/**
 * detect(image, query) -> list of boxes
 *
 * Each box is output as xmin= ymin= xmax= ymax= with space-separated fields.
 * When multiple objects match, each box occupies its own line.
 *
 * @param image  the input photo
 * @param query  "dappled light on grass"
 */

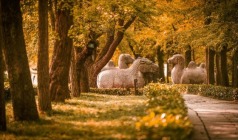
xmin=1 ymin=93 xmax=147 ymax=139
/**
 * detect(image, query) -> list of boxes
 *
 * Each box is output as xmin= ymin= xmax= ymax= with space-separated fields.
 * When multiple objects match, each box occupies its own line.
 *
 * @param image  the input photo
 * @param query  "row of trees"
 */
xmin=0 ymin=0 xmax=158 ymax=130
xmin=1 ymin=0 xmax=238 ymax=131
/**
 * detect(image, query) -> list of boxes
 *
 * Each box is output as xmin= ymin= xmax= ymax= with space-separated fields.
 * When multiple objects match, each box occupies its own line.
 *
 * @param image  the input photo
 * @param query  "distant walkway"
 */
xmin=183 ymin=94 xmax=238 ymax=140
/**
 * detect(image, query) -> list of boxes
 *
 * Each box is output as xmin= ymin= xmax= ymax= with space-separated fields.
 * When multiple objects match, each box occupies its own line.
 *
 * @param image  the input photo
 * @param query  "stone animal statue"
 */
xmin=168 ymin=54 xmax=185 ymax=84
xmin=97 ymin=57 xmax=158 ymax=88
xmin=101 ymin=53 xmax=134 ymax=71
xmin=168 ymin=54 xmax=207 ymax=84
xmin=100 ymin=60 xmax=115 ymax=71
xmin=181 ymin=61 xmax=207 ymax=84
xmin=118 ymin=54 xmax=135 ymax=69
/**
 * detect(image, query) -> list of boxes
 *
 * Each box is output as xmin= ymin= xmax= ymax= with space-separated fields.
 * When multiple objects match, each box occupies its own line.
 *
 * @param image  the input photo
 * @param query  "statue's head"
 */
xmin=168 ymin=54 xmax=185 ymax=65
xmin=187 ymin=61 xmax=197 ymax=69
xmin=119 ymin=54 xmax=135 ymax=64
xmin=138 ymin=58 xmax=158 ymax=73
xmin=199 ymin=63 xmax=206 ymax=69
xmin=107 ymin=60 xmax=115 ymax=67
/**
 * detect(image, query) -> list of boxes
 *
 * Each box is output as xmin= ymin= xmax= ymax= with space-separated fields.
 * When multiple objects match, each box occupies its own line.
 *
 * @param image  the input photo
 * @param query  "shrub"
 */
xmin=171 ymin=84 xmax=237 ymax=101
xmin=136 ymin=83 xmax=192 ymax=140
xmin=90 ymin=88 xmax=143 ymax=96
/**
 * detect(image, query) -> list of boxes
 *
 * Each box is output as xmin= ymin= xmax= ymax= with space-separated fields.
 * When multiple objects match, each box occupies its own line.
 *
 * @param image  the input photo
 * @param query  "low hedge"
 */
xmin=171 ymin=84 xmax=238 ymax=101
xmin=136 ymin=83 xmax=193 ymax=140
xmin=90 ymin=88 xmax=143 ymax=96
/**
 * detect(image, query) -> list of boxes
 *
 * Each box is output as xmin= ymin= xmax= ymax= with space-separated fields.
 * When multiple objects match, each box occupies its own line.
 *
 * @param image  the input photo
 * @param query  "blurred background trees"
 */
xmin=4 ymin=0 xmax=238 ymax=103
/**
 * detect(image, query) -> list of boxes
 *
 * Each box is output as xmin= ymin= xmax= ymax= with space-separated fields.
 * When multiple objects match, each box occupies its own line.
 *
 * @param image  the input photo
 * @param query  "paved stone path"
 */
xmin=183 ymin=94 xmax=238 ymax=140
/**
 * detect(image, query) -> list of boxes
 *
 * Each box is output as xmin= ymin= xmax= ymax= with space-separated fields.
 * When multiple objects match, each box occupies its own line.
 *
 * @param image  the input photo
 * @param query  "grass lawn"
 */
xmin=1 ymin=93 xmax=148 ymax=140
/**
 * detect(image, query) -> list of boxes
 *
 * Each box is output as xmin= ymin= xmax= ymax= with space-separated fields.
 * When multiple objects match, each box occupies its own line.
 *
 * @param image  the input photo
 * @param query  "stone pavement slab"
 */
xmin=183 ymin=94 xmax=238 ymax=140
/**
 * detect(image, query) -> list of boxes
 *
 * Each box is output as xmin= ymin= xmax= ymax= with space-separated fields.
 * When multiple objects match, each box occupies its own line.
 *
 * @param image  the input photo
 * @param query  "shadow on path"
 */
xmin=183 ymin=94 xmax=238 ymax=140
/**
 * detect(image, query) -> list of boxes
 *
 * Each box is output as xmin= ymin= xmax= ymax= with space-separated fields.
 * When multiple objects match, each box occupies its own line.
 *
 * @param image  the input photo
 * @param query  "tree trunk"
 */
xmin=71 ymin=44 xmax=96 ymax=96
xmin=49 ymin=0 xmax=56 ymax=31
xmin=0 ymin=0 xmax=6 ymax=129
xmin=215 ymin=45 xmax=222 ymax=85
xmin=0 ymin=46 xmax=6 ymax=131
xmin=184 ymin=44 xmax=192 ymax=67
xmin=232 ymin=47 xmax=238 ymax=88
xmin=166 ymin=54 xmax=169 ymax=83
xmin=37 ymin=0 xmax=52 ymax=112
xmin=157 ymin=45 xmax=165 ymax=82
xmin=70 ymin=47 xmax=80 ymax=97
xmin=1 ymin=0 xmax=39 ymax=121
xmin=89 ymin=17 xmax=136 ymax=87
xmin=49 ymin=1 xmax=73 ymax=102
xmin=206 ymin=47 xmax=215 ymax=85
xmin=215 ymin=51 xmax=222 ymax=85
xmin=220 ymin=43 xmax=229 ymax=86
xmin=80 ymin=63 xmax=90 ymax=93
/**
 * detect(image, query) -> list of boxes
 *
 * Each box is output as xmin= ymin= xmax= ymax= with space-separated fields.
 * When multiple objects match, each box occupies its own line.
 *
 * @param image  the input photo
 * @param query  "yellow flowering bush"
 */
xmin=136 ymin=83 xmax=193 ymax=140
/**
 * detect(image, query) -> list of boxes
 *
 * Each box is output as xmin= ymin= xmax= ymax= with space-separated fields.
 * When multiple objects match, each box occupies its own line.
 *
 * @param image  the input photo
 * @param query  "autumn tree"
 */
xmin=49 ymin=1 xmax=73 ymax=102
xmin=1 ymin=0 xmax=39 ymax=120
xmin=69 ymin=0 xmax=158 ymax=89
xmin=70 ymin=39 xmax=98 ymax=97
xmin=37 ymin=0 xmax=52 ymax=111
xmin=0 ymin=0 xmax=6 ymax=130
xmin=125 ymin=0 xmax=205 ymax=84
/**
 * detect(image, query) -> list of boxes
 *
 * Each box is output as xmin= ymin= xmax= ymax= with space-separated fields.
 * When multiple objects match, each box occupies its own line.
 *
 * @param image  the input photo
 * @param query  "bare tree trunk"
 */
xmin=185 ymin=44 xmax=192 ymax=67
xmin=0 ymin=0 xmax=6 ymax=129
xmin=206 ymin=47 xmax=215 ymax=85
xmin=49 ymin=1 xmax=73 ymax=102
xmin=166 ymin=53 xmax=170 ymax=83
xmin=1 ymin=0 xmax=39 ymax=121
xmin=70 ymin=47 xmax=80 ymax=97
xmin=232 ymin=47 xmax=238 ymax=88
xmin=80 ymin=64 xmax=90 ymax=93
xmin=72 ymin=43 xmax=97 ymax=96
xmin=0 ymin=47 xmax=6 ymax=131
xmin=220 ymin=43 xmax=229 ymax=86
xmin=157 ymin=45 xmax=165 ymax=82
xmin=38 ymin=0 xmax=52 ymax=112
xmin=215 ymin=51 xmax=222 ymax=85
xmin=48 ymin=0 xmax=56 ymax=31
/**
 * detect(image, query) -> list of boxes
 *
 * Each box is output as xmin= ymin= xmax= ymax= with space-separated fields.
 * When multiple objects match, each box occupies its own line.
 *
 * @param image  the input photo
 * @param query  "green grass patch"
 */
xmin=1 ymin=93 xmax=147 ymax=140
xmin=1 ymin=85 xmax=195 ymax=140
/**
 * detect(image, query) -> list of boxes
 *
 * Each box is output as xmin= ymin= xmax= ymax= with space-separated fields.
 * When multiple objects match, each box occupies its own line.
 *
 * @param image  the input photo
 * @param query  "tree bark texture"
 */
xmin=0 ymin=46 xmax=6 ymax=131
xmin=80 ymin=63 xmax=90 ymax=93
xmin=232 ymin=48 xmax=238 ymax=88
xmin=0 ymin=0 xmax=6 ymax=129
xmin=71 ymin=46 xmax=95 ymax=96
xmin=89 ymin=17 xmax=136 ymax=87
xmin=215 ymin=52 xmax=222 ymax=85
xmin=220 ymin=43 xmax=229 ymax=86
xmin=157 ymin=46 xmax=165 ymax=82
xmin=1 ymin=0 xmax=39 ymax=121
xmin=70 ymin=47 xmax=80 ymax=97
xmin=206 ymin=47 xmax=215 ymax=85
xmin=185 ymin=44 xmax=192 ymax=67
xmin=49 ymin=0 xmax=56 ymax=31
xmin=49 ymin=2 xmax=73 ymax=102
xmin=38 ymin=0 xmax=52 ymax=112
